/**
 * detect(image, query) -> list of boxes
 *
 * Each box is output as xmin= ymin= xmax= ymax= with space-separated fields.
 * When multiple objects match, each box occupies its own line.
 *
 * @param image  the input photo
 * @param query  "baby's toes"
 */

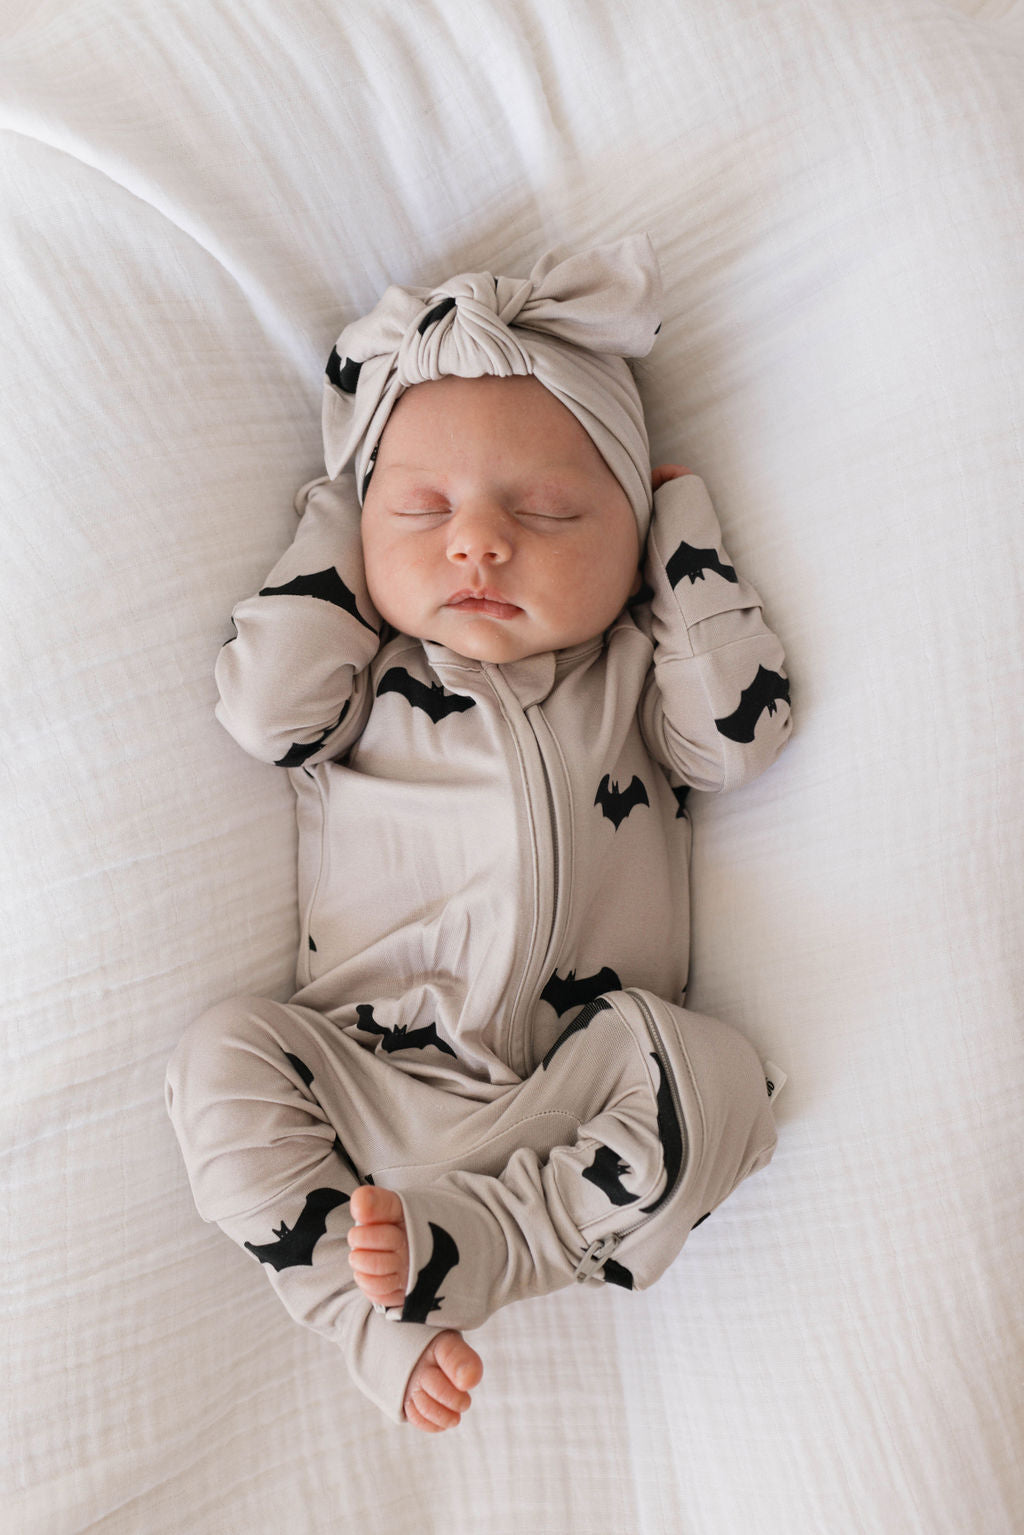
xmin=350 ymin=1184 xmax=403 ymax=1227
xmin=435 ymin=1329 xmax=484 ymax=1393
xmin=404 ymin=1355 xmax=471 ymax=1432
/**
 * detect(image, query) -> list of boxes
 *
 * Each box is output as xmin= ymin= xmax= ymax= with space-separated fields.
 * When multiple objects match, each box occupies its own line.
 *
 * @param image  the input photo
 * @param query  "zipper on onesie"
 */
xmin=483 ymin=661 xmax=571 ymax=1078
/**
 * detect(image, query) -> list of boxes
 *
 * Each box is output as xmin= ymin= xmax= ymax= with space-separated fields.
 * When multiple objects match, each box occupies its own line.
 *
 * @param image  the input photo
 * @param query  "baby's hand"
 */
xmin=652 ymin=464 xmax=693 ymax=490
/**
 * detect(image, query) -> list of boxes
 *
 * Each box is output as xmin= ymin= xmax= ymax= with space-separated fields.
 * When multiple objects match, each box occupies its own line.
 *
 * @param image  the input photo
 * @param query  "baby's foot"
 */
xmin=404 ymin=1329 xmax=484 ymax=1434
xmin=347 ymin=1186 xmax=409 ymax=1309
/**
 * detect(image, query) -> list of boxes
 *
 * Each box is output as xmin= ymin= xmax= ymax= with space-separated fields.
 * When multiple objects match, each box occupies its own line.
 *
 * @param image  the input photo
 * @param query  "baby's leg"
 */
xmin=353 ymin=991 xmax=777 ymax=1333
xmin=165 ymin=994 xmax=481 ymax=1429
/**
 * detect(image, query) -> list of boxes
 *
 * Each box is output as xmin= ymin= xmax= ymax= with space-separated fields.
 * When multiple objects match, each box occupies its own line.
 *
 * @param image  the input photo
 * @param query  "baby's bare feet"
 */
xmin=347 ymin=1186 xmax=409 ymax=1308
xmin=404 ymin=1330 xmax=484 ymax=1433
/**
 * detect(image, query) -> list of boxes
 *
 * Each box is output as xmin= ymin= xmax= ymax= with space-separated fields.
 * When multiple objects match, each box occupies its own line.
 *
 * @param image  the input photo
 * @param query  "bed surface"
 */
xmin=3 ymin=2 xmax=1022 ymax=1531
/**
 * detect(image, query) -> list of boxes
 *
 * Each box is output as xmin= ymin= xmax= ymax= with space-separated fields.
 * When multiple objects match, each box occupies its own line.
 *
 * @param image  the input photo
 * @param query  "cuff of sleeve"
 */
xmin=344 ymin=1300 xmax=442 ymax=1425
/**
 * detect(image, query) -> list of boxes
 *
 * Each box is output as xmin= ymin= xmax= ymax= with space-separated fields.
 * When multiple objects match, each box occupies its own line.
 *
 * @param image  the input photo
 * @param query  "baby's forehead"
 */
xmin=374 ymin=374 xmax=611 ymax=470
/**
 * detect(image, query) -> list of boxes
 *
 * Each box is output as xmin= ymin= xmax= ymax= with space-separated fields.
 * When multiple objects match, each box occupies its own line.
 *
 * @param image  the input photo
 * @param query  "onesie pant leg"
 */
xmin=385 ymin=990 xmax=778 ymax=1332
xmin=166 ymin=989 xmax=777 ymax=1412
xmin=165 ymin=994 xmax=462 ymax=1422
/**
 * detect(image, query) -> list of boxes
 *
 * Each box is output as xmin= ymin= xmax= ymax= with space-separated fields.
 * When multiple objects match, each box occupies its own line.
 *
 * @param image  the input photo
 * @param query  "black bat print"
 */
xmin=595 ymin=774 xmax=650 ymax=831
xmin=274 ymin=700 xmax=351 ymax=768
xmin=326 ymin=348 xmax=362 ymax=393
xmin=715 ymin=665 xmax=790 ymax=744
xmin=666 ymin=539 xmax=738 ymax=587
xmin=640 ymin=1054 xmax=685 ymax=1216
xmin=243 ymin=1187 xmax=350 ymax=1271
xmin=354 ymin=1004 xmax=457 ymax=1058
xmin=375 ymin=667 xmax=476 ymax=722
xmin=260 ymin=567 xmax=376 ymax=633
xmin=541 ymin=966 xmax=622 ymax=1017
xmin=601 ymin=1256 xmax=634 ymax=1290
xmin=418 ymin=296 xmax=457 ymax=334
xmin=582 ymin=1144 xmax=636 ymax=1207
xmin=401 ymin=1221 xmax=460 ymax=1323
xmin=281 ymin=1053 xmax=361 ymax=1182
xmin=541 ymin=996 xmax=613 ymax=1070
xmin=284 ymin=1052 xmax=315 ymax=1088
xmin=332 ymin=1134 xmax=362 ymax=1187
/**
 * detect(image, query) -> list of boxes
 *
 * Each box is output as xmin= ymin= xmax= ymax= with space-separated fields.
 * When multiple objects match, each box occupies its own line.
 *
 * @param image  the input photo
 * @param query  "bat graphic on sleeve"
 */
xmin=375 ymin=667 xmax=476 ymax=722
xmin=401 ymin=1221 xmax=460 ymax=1323
xmin=243 ymin=1187 xmax=350 ymax=1271
xmin=715 ymin=665 xmax=791 ymax=743
xmin=260 ymin=567 xmax=376 ymax=632
xmin=354 ymin=1005 xmax=457 ymax=1058
xmin=594 ymin=774 xmax=649 ymax=830
xmin=665 ymin=539 xmax=738 ymax=588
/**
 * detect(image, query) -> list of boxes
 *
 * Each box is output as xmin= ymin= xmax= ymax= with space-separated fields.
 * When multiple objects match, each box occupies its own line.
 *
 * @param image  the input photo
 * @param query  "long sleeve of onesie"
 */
xmin=639 ymin=474 xmax=791 ymax=792
xmin=214 ymin=473 xmax=381 ymax=768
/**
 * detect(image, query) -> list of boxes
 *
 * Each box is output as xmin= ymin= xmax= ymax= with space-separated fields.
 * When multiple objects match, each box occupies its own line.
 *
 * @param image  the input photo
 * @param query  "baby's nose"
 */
xmin=446 ymin=503 xmax=513 ymax=564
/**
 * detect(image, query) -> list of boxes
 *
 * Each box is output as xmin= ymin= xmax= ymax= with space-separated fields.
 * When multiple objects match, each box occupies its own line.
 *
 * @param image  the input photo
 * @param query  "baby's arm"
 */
xmin=215 ymin=474 xmax=382 ymax=767
xmin=639 ymin=471 xmax=791 ymax=792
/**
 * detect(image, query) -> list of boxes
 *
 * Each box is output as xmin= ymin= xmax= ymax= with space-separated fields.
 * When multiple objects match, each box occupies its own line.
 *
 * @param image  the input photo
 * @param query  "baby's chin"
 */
xmin=423 ymin=631 xmax=550 ymax=664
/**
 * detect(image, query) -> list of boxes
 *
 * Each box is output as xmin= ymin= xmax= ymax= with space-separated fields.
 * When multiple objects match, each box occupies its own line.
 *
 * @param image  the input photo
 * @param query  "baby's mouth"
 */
xmin=446 ymin=590 xmax=522 ymax=619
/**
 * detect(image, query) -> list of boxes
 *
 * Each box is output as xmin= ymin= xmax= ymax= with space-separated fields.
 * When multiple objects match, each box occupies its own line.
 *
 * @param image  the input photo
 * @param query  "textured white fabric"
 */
xmin=2 ymin=1 xmax=1022 ymax=1532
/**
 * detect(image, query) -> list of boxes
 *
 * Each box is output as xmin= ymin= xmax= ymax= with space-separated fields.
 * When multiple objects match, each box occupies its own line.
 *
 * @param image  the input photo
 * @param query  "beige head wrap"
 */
xmin=322 ymin=233 xmax=663 ymax=542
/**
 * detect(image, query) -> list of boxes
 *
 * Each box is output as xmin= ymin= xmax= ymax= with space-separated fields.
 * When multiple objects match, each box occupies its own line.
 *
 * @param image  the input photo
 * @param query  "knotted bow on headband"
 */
xmin=321 ymin=233 xmax=663 ymax=541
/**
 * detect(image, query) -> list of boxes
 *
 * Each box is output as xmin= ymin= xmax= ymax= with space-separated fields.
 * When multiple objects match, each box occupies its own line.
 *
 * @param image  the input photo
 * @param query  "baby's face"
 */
xmin=361 ymin=375 xmax=641 ymax=664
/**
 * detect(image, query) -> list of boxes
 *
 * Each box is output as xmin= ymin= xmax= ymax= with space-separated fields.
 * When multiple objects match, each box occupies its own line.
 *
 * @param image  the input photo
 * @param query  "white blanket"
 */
xmin=3 ymin=2 xmax=1022 ymax=1531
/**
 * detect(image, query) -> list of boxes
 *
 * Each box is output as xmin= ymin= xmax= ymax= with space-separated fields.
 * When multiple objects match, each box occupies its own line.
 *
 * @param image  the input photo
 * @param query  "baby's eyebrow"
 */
xmin=518 ymin=483 xmax=582 ymax=513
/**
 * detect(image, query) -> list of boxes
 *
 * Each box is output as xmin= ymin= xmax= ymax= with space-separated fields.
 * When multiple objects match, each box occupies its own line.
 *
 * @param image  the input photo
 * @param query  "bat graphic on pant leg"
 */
xmin=582 ymin=1144 xmax=637 ymax=1206
xmin=639 ymin=1053 xmax=685 ymax=1216
xmin=541 ymin=995 xmax=614 ymax=1070
xmin=282 ymin=1051 xmax=362 ymax=1184
xmin=401 ymin=1221 xmax=460 ymax=1324
xmin=244 ymin=1187 xmax=350 ymax=1271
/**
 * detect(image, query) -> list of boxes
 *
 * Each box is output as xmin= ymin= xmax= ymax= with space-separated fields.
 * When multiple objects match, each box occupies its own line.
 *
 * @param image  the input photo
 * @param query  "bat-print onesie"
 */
xmin=166 ymin=470 xmax=791 ymax=1422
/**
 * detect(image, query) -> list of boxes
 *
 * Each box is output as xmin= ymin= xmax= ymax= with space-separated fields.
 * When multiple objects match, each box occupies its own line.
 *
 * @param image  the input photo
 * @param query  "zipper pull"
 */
xmin=573 ymin=1234 xmax=621 ymax=1283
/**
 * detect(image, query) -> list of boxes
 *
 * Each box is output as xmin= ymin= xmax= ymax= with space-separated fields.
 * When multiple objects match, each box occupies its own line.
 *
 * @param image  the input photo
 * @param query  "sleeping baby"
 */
xmin=166 ymin=234 xmax=791 ymax=1433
